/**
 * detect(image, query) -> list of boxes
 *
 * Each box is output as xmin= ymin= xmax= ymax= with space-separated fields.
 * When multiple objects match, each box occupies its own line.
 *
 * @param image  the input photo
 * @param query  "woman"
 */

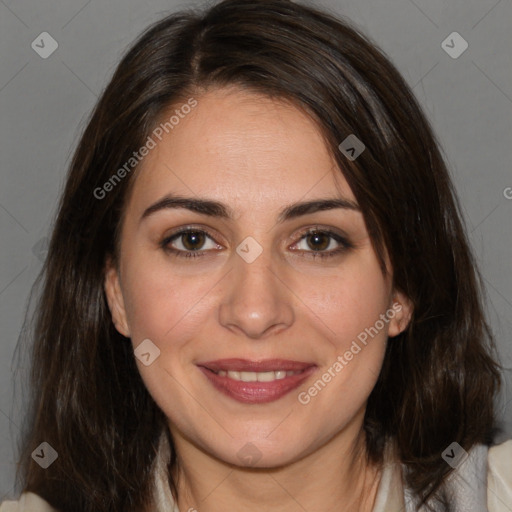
xmin=1 ymin=0 xmax=510 ymax=510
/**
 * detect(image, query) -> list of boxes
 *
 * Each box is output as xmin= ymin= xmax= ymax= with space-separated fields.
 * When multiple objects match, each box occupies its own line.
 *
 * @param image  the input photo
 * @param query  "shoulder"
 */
xmin=488 ymin=439 xmax=512 ymax=512
xmin=0 ymin=492 xmax=58 ymax=512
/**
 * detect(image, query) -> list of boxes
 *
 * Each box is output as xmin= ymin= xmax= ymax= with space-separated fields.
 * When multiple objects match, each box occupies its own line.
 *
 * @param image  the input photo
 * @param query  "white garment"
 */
xmin=2 ymin=438 xmax=511 ymax=511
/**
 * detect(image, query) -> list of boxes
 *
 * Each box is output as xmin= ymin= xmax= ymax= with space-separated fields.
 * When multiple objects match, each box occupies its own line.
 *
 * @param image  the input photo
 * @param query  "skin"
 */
xmin=104 ymin=86 xmax=412 ymax=512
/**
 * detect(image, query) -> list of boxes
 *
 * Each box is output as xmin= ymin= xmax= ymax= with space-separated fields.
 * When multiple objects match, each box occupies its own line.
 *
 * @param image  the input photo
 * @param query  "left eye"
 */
xmin=294 ymin=231 xmax=340 ymax=252
xmin=291 ymin=229 xmax=351 ymax=258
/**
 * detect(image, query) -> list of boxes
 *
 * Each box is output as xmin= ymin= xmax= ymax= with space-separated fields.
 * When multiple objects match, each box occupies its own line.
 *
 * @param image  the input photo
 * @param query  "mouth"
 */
xmin=211 ymin=369 xmax=305 ymax=382
xmin=197 ymin=359 xmax=317 ymax=404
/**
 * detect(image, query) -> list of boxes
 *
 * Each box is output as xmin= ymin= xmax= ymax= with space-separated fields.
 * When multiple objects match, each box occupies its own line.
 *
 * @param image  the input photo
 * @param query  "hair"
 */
xmin=12 ymin=0 xmax=502 ymax=510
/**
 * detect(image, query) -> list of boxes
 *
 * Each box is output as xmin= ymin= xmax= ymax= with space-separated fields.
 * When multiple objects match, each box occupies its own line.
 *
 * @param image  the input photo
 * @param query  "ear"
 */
xmin=387 ymin=289 xmax=413 ymax=338
xmin=104 ymin=256 xmax=131 ymax=338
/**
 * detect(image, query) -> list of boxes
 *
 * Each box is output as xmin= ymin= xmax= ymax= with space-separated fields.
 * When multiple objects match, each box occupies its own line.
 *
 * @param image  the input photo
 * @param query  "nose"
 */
xmin=218 ymin=244 xmax=295 ymax=339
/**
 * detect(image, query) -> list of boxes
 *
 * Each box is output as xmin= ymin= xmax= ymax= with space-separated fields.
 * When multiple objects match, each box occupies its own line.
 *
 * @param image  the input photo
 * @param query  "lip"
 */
xmin=197 ymin=359 xmax=317 ymax=404
xmin=198 ymin=358 xmax=315 ymax=372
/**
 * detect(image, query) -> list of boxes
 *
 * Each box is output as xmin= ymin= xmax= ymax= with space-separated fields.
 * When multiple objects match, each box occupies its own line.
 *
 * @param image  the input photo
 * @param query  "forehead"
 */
xmin=128 ymin=87 xmax=355 ymax=216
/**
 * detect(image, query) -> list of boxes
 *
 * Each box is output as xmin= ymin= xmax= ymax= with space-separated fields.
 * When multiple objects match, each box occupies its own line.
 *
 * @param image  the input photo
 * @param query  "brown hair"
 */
xmin=14 ymin=0 xmax=501 ymax=510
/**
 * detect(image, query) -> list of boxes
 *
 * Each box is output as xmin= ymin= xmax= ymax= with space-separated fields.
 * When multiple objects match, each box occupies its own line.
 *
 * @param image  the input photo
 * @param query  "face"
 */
xmin=104 ymin=86 xmax=412 ymax=468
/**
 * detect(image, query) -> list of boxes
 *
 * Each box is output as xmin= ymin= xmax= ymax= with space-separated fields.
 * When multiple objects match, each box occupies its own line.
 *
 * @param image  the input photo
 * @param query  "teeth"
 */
xmin=239 ymin=371 xmax=257 ymax=382
xmin=215 ymin=369 xmax=303 ymax=382
xmin=256 ymin=371 xmax=276 ymax=382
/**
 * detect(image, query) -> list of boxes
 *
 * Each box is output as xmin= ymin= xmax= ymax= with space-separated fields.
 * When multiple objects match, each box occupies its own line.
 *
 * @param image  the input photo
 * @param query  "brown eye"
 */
xmin=160 ymin=228 xmax=221 ymax=259
xmin=305 ymin=232 xmax=331 ymax=251
xmin=291 ymin=228 xmax=353 ymax=260
xmin=180 ymin=231 xmax=206 ymax=251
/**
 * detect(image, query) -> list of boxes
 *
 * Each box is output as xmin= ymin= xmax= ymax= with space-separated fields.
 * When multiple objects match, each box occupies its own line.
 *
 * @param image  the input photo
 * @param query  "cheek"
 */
xmin=120 ymin=255 xmax=212 ymax=416
xmin=304 ymin=253 xmax=391 ymax=347
xmin=124 ymin=266 xmax=208 ymax=344
xmin=120 ymin=245 xmax=225 ymax=371
xmin=294 ymin=251 xmax=391 ymax=410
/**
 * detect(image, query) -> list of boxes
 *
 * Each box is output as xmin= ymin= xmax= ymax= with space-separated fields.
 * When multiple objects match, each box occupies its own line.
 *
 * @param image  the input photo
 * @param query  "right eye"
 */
xmin=160 ymin=227 xmax=223 ymax=259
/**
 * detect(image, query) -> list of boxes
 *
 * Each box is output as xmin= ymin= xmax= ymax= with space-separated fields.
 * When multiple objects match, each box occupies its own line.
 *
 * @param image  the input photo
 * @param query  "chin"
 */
xmin=211 ymin=436 xmax=312 ymax=469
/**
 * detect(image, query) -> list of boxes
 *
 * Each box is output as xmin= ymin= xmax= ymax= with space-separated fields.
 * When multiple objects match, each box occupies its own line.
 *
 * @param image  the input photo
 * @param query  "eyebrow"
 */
xmin=140 ymin=193 xmax=360 ymax=224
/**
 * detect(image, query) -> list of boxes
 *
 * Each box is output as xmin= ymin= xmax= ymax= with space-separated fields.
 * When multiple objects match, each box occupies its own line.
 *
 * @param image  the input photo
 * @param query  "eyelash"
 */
xmin=160 ymin=226 xmax=353 ymax=260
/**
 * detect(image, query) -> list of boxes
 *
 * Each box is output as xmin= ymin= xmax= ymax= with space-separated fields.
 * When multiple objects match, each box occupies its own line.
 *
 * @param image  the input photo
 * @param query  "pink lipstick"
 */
xmin=197 ymin=358 xmax=316 ymax=404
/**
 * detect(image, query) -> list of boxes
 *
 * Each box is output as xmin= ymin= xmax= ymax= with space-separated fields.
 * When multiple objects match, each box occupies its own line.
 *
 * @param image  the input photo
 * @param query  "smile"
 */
xmin=197 ymin=359 xmax=317 ymax=404
xmin=213 ymin=369 xmax=304 ymax=382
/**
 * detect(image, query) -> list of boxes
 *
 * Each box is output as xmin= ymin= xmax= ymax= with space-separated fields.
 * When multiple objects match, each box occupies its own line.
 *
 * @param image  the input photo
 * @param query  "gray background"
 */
xmin=1 ymin=0 xmax=511 ymax=500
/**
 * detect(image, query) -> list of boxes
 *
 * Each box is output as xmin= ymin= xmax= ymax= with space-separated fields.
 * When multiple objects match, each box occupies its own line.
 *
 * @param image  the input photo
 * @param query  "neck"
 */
xmin=169 ymin=416 xmax=382 ymax=512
